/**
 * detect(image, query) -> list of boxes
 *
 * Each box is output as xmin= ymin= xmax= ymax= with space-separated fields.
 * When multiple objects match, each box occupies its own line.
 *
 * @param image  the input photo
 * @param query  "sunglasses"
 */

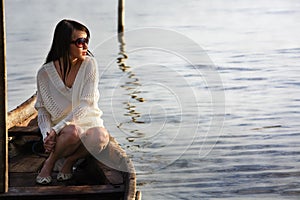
xmin=70 ymin=37 xmax=89 ymax=48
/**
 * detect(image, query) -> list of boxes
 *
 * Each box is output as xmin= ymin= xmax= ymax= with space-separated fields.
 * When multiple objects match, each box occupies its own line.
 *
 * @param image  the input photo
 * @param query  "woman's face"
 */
xmin=69 ymin=30 xmax=89 ymax=62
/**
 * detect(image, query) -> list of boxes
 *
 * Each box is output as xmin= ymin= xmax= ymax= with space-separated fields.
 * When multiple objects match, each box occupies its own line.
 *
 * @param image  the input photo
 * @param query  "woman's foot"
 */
xmin=36 ymin=159 xmax=55 ymax=185
xmin=57 ymin=158 xmax=76 ymax=181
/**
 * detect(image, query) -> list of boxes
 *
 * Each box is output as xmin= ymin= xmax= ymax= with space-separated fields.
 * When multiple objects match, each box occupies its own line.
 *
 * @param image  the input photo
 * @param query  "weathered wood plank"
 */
xmin=0 ymin=0 xmax=8 ymax=193
xmin=0 ymin=185 xmax=124 ymax=200
xmin=7 ymin=94 xmax=37 ymax=129
xmin=8 ymin=170 xmax=103 ymax=188
xmin=8 ymin=173 xmax=37 ymax=187
xmin=97 ymin=136 xmax=137 ymax=200
xmin=9 ymin=155 xmax=45 ymax=173
xmin=93 ymin=159 xmax=124 ymax=185
xmin=8 ymin=125 xmax=40 ymax=137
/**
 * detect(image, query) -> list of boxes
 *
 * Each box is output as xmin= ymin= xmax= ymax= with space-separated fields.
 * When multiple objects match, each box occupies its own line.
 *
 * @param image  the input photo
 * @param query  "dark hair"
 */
xmin=45 ymin=19 xmax=92 ymax=84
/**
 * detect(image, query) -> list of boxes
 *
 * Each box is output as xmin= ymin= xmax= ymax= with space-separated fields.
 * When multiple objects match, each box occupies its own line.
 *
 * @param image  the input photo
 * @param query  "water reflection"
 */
xmin=116 ymin=32 xmax=146 ymax=142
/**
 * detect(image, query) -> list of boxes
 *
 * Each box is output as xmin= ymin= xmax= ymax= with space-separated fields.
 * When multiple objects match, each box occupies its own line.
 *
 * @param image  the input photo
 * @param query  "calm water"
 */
xmin=5 ymin=0 xmax=300 ymax=199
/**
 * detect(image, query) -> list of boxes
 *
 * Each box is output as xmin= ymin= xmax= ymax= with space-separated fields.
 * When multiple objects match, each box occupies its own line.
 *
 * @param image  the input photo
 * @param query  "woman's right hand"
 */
xmin=44 ymin=129 xmax=57 ymax=153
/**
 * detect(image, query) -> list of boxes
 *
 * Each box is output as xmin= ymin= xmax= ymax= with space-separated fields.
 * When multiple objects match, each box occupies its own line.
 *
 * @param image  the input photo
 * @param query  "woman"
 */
xmin=35 ymin=19 xmax=109 ymax=185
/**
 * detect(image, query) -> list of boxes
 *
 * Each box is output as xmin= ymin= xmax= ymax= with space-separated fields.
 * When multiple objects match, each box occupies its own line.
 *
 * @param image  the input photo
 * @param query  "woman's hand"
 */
xmin=44 ymin=129 xmax=57 ymax=153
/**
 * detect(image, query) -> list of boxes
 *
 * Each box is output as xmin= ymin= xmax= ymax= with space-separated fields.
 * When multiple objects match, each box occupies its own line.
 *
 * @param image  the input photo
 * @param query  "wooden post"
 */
xmin=118 ymin=0 xmax=125 ymax=33
xmin=0 ymin=0 xmax=8 ymax=193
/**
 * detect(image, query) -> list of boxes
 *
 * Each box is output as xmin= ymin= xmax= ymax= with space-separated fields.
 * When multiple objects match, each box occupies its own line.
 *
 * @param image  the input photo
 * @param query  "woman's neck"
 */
xmin=69 ymin=57 xmax=77 ymax=66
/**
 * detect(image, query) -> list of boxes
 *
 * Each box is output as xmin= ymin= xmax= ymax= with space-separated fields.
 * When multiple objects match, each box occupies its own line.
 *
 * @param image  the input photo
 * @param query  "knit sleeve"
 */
xmin=35 ymin=72 xmax=52 ymax=141
xmin=52 ymin=58 xmax=100 ymax=134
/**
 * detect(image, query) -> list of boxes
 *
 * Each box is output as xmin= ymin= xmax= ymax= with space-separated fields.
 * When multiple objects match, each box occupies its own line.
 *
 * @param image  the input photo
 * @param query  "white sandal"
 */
xmin=57 ymin=172 xmax=73 ymax=181
xmin=36 ymin=175 xmax=52 ymax=185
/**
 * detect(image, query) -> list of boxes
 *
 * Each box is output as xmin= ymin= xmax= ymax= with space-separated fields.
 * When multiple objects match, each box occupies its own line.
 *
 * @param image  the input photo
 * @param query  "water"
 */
xmin=5 ymin=0 xmax=300 ymax=199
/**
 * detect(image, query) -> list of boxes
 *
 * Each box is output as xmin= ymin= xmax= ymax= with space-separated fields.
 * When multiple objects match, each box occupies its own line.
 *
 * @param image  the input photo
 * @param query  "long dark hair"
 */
xmin=45 ymin=19 xmax=92 ymax=84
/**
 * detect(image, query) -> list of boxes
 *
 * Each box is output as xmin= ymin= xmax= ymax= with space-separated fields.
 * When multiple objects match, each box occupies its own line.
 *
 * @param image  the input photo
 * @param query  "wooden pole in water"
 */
xmin=0 ymin=0 xmax=8 ymax=193
xmin=117 ymin=0 xmax=127 ymax=70
xmin=118 ymin=0 xmax=125 ymax=33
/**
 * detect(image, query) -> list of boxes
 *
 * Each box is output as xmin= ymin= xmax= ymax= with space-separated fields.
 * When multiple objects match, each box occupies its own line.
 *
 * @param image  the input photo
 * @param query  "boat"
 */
xmin=0 ymin=94 xmax=141 ymax=200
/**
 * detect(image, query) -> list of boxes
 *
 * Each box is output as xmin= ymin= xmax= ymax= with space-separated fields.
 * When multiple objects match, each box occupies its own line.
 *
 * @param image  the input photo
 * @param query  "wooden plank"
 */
xmin=0 ymin=185 xmax=124 ymax=199
xmin=8 ymin=173 xmax=37 ymax=187
xmin=8 ymin=126 xmax=40 ymax=137
xmin=7 ymin=94 xmax=37 ymax=129
xmin=0 ymin=0 xmax=8 ymax=193
xmin=9 ymin=171 xmax=103 ymax=188
xmin=97 ymin=137 xmax=137 ymax=200
xmin=92 ymin=159 xmax=124 ymax=185
xmin=9 ymin=155 xmax=45 ymax=173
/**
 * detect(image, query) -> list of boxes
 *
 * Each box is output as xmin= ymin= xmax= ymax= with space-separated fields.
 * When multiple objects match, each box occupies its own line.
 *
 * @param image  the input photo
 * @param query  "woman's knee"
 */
xmin=59 ymin=124 xmax=82 ymax=143
xmin=87 ymin=127 xmax=109 ymax=143
xmin=98 ymin=127 xmax=109 ymax=145
xmin=83 ymin=127 xmax=109 ymax=152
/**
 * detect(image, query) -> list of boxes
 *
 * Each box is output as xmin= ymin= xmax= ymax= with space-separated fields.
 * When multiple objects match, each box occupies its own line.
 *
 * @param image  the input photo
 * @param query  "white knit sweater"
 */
xmin=35 ymin=56 xmax=104 ymax=141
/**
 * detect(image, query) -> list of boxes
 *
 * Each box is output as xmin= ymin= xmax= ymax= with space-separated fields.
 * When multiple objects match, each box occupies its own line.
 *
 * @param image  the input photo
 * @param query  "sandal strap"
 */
xmin=36 ymin=176 xmax=52 ymax=185
xmin=57 ymin=172 xmax=73 ymax=181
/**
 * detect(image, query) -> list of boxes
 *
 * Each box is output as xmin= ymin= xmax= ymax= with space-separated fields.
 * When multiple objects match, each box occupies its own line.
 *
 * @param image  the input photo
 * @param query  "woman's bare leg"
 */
xmin=60 ymin=127 xmax=110 ymax=174
xmin=37 ymin=125 xmax=82 ymax=178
